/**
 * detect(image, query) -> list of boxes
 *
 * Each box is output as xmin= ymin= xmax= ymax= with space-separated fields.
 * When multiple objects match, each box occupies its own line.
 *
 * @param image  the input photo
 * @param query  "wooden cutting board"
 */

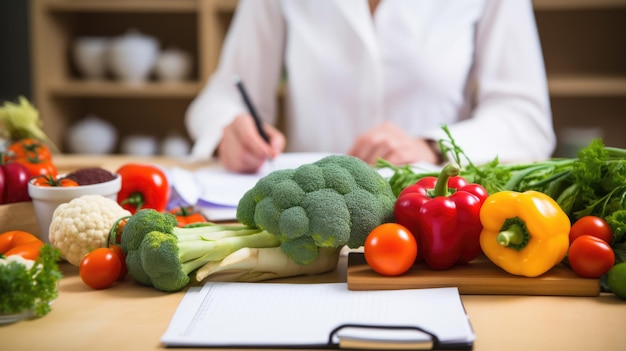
xmin=347 ymin=253 xmax=600 ymax=296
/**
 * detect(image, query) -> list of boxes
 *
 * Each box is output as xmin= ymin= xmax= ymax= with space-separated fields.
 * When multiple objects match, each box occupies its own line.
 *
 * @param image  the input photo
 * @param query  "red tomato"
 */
xmin=169 ymin=206 xmax=208 ymax=227
xmin=568 ymin=235 xmax=615 ymax=278
xmin=110 ymin=216 xmax=128 ymax=245
xmin=13 ymin=158 xmax=57 ymax=178
xmin=79 ymin=248 xmax=123 ymax=289
xmin=569 ymin=216 xmax=613 ymax=244
xmin=6 ymin=138 xmax=53 ymax=162
xmin=364 ymin=223 xmax=417 ymax=276
xmin=110 ymin=245 xmax=128 ymax=280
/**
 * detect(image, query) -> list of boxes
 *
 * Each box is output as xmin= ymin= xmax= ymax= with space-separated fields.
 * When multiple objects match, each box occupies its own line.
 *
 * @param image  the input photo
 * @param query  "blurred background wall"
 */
xmin=0 ymin=0 xmax=32 ymax=102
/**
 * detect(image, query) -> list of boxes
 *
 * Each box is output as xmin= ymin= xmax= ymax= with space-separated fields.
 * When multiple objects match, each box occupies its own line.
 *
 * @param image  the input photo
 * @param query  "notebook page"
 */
xmin=161 ymin=282 xmax=474 ymax=347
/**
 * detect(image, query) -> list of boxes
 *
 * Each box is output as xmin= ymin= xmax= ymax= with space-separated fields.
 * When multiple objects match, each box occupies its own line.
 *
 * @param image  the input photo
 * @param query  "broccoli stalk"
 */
xmin=121 ymin=209 xmax=280 ymax=292
xmin=195 ymin=246 xmax=341 ymax=282
xmin=141 ymin=228 xmax=279 ymax=288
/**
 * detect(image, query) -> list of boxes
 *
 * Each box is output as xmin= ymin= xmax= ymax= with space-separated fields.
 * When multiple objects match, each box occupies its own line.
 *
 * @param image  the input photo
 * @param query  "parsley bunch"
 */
xmin=0 ymin=244 xmax=63 ymax=317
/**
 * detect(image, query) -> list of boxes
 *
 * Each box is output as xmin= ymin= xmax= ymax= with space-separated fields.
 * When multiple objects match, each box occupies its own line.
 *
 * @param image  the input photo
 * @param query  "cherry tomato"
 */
xmin=32 ymin=174 xmax=79 ymax=187
xmin=169 ymin=206 xmax=208 ymax=227
xmin=79 ymin=248 xmax=122 ymax=289
xmin=110 ymin=216 xmax=129 ymax=245
xmin=110 ymin=245 xmax=128 ymax=280
xmin=569 ymin=216 xmax=613 ymax=245
xmin=364 ymin=223 xmax=417 ymax=276
xmin=607 ymin=262 xmax=626 ymax=300
xmin=567 ymin=235 xmax=615 ymax=278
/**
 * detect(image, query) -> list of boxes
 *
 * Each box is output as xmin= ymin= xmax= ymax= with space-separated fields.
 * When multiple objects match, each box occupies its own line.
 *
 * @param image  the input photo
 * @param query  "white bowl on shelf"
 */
xmin=66 ymin=115 xmax=118 ymax=154
xmin=155 ymin=48 xmax=192 ymax=82
xmin=161 ymin=133 xmax=190 ymax=157
xmin=73 ymin=36 xmax=110 ymax=80
xmin=121 ymin=134 xmax=158 ymax=156
xmin=28 ymin=175 xmax=122 ymax=244
xmin=108 ymin=30 xmax=159 ymax=83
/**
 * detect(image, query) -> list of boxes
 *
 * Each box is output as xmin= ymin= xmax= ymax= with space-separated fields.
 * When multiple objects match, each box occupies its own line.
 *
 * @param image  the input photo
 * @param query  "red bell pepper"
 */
xmin=394 ymin=163 xmax=488 ymax=270
xmin=116 ymin=163 xmax=170 ymax=214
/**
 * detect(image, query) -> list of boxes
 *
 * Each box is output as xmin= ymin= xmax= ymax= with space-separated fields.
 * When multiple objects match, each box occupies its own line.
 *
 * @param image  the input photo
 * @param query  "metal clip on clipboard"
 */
xmin=328 ymin=324 xmax=442 ymax=350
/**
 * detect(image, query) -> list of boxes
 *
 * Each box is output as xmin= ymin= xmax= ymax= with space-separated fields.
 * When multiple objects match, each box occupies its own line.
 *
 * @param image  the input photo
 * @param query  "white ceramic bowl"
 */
xmin=73 ymin=36 xmax=110 ymax=80
xmin=155 ymin=48 xmax=192 ymax=82
xmin=28 ymin=175 xmax=122 ymax=244
xmin=66 ymin=115 xmax=118 ymax=154
xmin=121 ymin=135 xmax=158 ymax=156
xmin=161 ymin=133 xmax=190 ymax=157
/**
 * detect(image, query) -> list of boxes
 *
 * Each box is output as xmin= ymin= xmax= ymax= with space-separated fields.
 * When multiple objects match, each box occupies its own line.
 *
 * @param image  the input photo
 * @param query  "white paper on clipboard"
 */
xmin=161 ymin=282 xmax=475 ymax=349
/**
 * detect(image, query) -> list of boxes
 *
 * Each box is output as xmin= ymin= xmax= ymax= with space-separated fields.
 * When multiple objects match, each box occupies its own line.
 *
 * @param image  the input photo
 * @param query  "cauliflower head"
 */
xmin=49 ymin=194 xmax=131 ymax=266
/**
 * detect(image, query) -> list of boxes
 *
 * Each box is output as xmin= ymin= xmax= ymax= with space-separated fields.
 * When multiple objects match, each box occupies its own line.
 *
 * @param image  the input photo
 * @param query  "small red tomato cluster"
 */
xmin=567 ymin=215 xmax=615 ymax=279
xmin=1 ymin=138 xmax=58 ymax=204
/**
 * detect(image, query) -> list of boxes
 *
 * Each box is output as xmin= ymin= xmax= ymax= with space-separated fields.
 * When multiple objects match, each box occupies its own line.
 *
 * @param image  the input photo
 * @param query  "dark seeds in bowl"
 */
xmin=65 ymin=167 xmax=116 ymax=185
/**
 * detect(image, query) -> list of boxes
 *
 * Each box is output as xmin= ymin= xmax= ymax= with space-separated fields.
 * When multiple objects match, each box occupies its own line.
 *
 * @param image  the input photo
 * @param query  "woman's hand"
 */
xmin=217 ymin=114 xmax=286 ymax=173
xmin=348 ymin=122 xmax=440 ymax=165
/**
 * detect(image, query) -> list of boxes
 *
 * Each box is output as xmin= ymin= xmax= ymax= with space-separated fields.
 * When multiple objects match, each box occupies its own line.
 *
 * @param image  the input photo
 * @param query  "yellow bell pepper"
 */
xmin=479 ymin=190 xmax=570 ymax=277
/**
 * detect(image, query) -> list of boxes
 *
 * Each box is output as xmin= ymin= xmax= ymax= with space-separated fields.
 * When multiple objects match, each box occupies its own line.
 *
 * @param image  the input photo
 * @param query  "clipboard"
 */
xmin=160 ymin=282 xmax=475 ymax=350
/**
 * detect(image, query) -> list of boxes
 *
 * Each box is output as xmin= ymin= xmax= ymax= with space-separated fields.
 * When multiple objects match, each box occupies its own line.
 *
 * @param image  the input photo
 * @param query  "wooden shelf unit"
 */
xmin=30 ymin=0 xmax=625 ymax=155
xmin=533 ymin=0 xmax=626 ymax=155
xmin=30 ymin=0 xmax=237 ymax=153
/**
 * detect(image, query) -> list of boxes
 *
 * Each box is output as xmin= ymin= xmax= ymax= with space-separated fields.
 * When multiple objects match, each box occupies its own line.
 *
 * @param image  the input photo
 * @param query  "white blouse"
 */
xmin=186 ymin=0 xmax=555 ymax=165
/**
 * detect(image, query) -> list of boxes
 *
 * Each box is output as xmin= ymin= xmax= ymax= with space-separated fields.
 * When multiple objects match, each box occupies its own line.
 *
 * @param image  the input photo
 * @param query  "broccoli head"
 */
xmin=236 ymin=155 xmax=396 ymax=264
xmin=120 ymin=209 xmax=178 ymax=285
xmin=139 ymin=231 xmax=192 ymax=292
xmin=121 ymin=209 xmax=279 ymax=291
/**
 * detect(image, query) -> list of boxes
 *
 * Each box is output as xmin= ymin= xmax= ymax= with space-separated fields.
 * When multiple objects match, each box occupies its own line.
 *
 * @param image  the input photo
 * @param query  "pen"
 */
xmin=232 ymin=74 xmax=271 ymax=145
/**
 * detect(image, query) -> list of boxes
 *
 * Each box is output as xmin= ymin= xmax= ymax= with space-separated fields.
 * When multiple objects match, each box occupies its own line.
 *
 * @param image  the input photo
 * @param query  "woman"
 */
xmin=186 ymin=0 xmax=555 ymax=173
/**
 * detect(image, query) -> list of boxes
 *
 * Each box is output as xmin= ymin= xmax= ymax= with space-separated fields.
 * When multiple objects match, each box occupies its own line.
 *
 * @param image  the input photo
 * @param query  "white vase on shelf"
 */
xmin=108 ymin=29 xmax=159 ymax=83
xmin=73 ymin=36 xmax=110 ymax=80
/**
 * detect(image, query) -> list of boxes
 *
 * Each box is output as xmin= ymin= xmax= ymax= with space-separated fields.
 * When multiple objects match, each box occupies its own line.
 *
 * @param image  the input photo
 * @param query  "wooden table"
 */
xmin=2 ymin=155 xmax=625 ymax=351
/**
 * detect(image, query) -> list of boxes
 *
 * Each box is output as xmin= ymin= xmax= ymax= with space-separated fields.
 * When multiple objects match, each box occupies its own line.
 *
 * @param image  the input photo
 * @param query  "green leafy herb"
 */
xmin=0 ymin=244 xmax=63 ymax=317
xmin=377 ymin=126 xmax=626 ymax=253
